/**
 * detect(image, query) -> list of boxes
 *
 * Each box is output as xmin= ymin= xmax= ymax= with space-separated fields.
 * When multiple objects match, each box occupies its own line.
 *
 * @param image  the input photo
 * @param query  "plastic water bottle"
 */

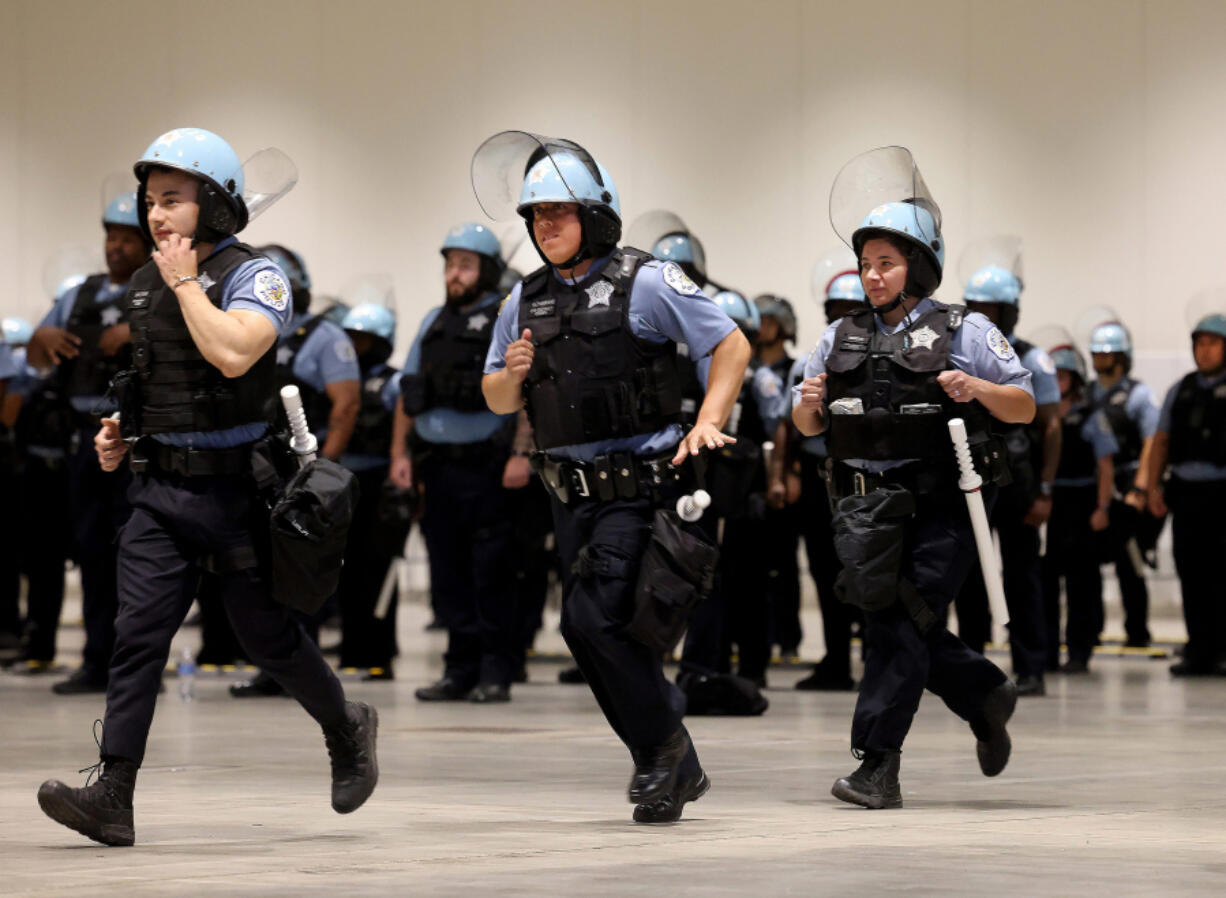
xmin=177 ymin=647 xmax=196 ymax=702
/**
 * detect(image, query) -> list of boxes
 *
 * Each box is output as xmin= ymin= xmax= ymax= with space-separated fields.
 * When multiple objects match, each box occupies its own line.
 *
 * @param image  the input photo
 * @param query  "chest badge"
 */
xmin=466 ymin=312 xmax=490 ymax=331
xmin=197 ymin=272 xmax=216 ymax=292
xmin=100 ymin=305 xmax=123 ymax=327
xmin=909 ymin=324 xmax=940 ymax=351
xmin=276 ymin=344 xmax=295 ymax=366
xmin=586 ymin=280 xmax=614 ymax=308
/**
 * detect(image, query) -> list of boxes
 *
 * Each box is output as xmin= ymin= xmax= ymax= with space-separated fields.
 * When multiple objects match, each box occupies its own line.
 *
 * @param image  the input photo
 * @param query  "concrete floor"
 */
xmin=2 ymin=593 xmax=1224 ymax=896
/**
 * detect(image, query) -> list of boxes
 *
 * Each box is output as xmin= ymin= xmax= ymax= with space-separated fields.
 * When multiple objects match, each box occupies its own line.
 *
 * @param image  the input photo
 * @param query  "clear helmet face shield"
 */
xmin=1027 ymin=323 xmax=1077 ymax=358
xmin=958 ymin=235 xmax=1024 ymax=292
xmin=339 ymin=272 xmax=396 ymax=312
xmin=1186 ymin=287 xmax=1226 ymax=334
xmin=101 ymin=172 xmax=140 ymax=226
xmin=241 ymin=147 xmax=298 ymax=222
xmin=1074 ymin=304 xmax=1129 ymax=355
xmin=811 ymin=244 xmax=861 ymax=302
xmin=829 ymin=145 xmax=941 ymax=252
xmin=470 ymin=130 xmax=609 ymax=221
xmin=625 ymin=210 xmax=707 ymax=278
xmin=42 ymin=244 xmax=104 ymax=299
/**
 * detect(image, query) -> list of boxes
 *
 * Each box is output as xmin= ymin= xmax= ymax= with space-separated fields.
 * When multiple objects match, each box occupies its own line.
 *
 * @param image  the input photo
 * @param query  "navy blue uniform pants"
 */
xmin=1041 ymin=485 xmax=1104 ymax=666
xmin=955 ymin=481 xmax=1048 ymax=678
xmin=14 ymin=456 xmax=70 ymax=660
xmin=1168 ymin=478 xmax=1226 ymax=670
xmin=101 ymin=470 xmax=347 ymax=764
xmin=338 ymin=465 xmax=399 ymax=670
xmin=67 ymin=428 xmax=132 ymax=677
xmin=852 ymin=492 xmax=1007 ymax=754
xmin=419 ymin=454 xmax=517 ymax=688
xmin=551 ymin=494 xmax=695 ymax=756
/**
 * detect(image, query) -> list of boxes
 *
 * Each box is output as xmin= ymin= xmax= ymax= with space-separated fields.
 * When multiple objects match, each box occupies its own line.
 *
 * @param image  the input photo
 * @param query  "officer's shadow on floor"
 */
xmin=785 ymin=798 xmax=1066 ymax=812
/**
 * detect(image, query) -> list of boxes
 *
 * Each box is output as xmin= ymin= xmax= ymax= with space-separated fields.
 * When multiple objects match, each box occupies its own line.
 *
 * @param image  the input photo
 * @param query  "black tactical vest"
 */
xmin=516 ymin=249 xmax=684 ymax=451
xmin=1168 ymin=371 xmax=1226 ymax=465
xmin=1091 ymin=377 xmax=1142 ymax=467
xmin=345 ymin=362 xmax=396 ymax=458
xmin=125 ymin=242 xmax=276 ymax=435
xmin=58 ymin=274 xmax=132 ymax=398
xmin=274 ymin=315 xmax=333 ymax=428
xmin=1056 ymin=405 xmax=1100 ymax=482
xmin=824 ymin=302 xmax=993 ymax=461
xmin=400 ymin=296 xmax=498 ymax=415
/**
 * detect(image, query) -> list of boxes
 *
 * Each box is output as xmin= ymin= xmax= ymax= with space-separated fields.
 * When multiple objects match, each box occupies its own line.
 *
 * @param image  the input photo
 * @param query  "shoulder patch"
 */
xmin=253 ymin=269 xmax=290 ymax=312
xmin=334 ymin=339 xmax=357 ymax=363
xmin=662 ymin=262 xmax=702 ymax=297
xmin=1034 ymin=349 xmax=1056 ymax=375
xmin=986 ymin=327 xmax=1016 ymax=361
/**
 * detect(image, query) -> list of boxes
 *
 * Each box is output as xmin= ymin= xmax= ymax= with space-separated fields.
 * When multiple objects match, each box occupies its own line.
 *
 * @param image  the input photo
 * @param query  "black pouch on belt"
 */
xmin=627 ymin=509 xmax=719 ymax=654
xmin=831 ymin=484 xmax=915 ymax=612
xmin=268 ymin=458 xmax=361 ymax=614
xmin=109 ymin=368 xmax=142 ymax=441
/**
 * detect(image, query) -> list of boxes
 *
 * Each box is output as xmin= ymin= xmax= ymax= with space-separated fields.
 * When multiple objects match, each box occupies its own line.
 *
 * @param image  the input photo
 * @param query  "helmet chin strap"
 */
xmin=871 ymin=291 xmax=908 ymax=316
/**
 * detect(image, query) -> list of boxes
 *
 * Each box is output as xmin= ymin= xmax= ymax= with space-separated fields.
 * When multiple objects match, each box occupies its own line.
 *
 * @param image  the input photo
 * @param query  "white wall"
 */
xmin=4 ymin=0 xmax=1224 ymax=397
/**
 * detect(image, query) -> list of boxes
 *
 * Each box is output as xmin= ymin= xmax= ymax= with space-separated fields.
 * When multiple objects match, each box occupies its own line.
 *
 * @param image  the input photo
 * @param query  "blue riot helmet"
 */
xmin=1050 ymin=345 xmax=1087 ymax=387
xmin=2 ymin=317 xmax=33 ymax=347
xmin=754 ymin=294 xmax=796 ymax=342
xmin=258 ymin=244 xmax=311 ymax=313
xmin=1184 ymin=287 xmax=1226 ymax=344
xmin=441 ymin=222 xmax=505 ymax=295
xmin=830 ymin=147 xmax=943 ymax=303
xmin=1089 ymin=322 xmax=1132 ymax=355
xmin=959 ymin=235 xmax=1024 ymax=335
xmin=963 ymin=266 xmax=1021 ymax=304
xmin=134 ymin=128 xmax=247 ymax=244
xmin=713 ymin=290 xmax=760 ymax=338
xmin=471 ymin=131 xmax=621 ymax=269
xmin=1193 ymin=313 xmax=1226 ymax=340
xmin=626 ymin=210 xmax=709 ymax=286
xmin=812 ymin=246 xmax=865 ymax=324
xmin=827 ymin=273 xmax=865 ymax=301
xmin=103 ymin=192 xmax=141 ymax=230
xmin=342 ymin=303 xmax=396 ymax=367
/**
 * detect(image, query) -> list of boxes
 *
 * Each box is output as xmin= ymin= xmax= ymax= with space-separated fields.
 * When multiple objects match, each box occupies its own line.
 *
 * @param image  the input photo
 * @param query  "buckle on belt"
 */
xmin=573 ymin=467 xmax=591 ymax=498
xmin=853 ymin=472 xmax=867 ymax=496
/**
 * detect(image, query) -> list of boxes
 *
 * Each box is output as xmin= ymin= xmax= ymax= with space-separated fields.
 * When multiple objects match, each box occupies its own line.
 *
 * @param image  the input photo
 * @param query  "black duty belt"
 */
xmin=130 ymin=438 xmax=252 ymax=477
xmin=531 ymin=450 xmax=686 ymax=506
xmin=825 ymin=460 xmax=952 ymax=502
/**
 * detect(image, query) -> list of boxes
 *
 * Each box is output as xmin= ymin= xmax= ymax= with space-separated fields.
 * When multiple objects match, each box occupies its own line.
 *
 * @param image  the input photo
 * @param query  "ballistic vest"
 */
xmin=59 ymin=274 xmax=131 ymax=399
xmin=1091 ymin=377 xmax=1143 ymax=466
xmin=400 ymin=297 xmax=497 ymax=415
xmin=1168 ymin=371 xmax=1226 ymax=466
xmin=1056 ymin=404 xmax=1100 ymax=482
xmin=346 ymin=361 xmax=395 ymax=458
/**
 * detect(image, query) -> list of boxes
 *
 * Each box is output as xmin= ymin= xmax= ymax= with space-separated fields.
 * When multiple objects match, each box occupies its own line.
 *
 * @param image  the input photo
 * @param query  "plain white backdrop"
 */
xmin=2 ymin=0 xmax=1221 ymax=394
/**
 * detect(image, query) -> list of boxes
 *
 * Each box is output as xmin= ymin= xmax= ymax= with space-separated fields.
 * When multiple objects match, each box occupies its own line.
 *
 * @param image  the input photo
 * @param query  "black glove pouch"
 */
xmin=627 ymin=509 xmax=719 ymax=654
xmin=832 ymin=485 xmax=915 ymax=612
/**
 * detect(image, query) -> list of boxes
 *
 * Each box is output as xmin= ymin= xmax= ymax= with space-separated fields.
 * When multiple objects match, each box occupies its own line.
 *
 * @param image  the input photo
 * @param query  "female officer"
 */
xmin=793 ymin=146 xmax=1036 ymax=809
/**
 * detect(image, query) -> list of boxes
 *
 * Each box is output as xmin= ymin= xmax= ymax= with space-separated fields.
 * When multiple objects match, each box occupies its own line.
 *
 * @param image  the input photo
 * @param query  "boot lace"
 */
xmin=78 ymin=719 xmax=105 ymax=786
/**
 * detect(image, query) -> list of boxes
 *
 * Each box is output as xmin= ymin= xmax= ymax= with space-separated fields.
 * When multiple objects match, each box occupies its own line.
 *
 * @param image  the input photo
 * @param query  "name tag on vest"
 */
xmin=128 ymin=290 xmax=152 ymax=309
xmin=527 ymin=298 xmax=556 ymax=318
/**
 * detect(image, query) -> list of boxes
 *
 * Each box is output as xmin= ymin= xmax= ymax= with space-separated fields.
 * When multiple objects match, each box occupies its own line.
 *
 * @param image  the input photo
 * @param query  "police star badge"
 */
xmin=909 ymin=324 xmax=940 ymax=351
xmin=467 ymin=312 xmax=490 ymax=331
xmin=586 ymin=280 xmax=614 ymax=308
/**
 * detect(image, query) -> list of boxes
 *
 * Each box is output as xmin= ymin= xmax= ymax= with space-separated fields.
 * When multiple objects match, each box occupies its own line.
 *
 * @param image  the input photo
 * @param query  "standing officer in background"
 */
xmin=795 ymin=147 xmax=1035 ymax=809
xmin=1086 ymin=319 xmax=1160 ymax=648
xmin=953 ymin=240 xmax=1058 ymax=696
xmin=1147 ymin=303 xmax=1226 ymax=676
xmin=225 ymin=244 xmax=360 ymax=693
xmin=36 ymin=127 xmax=377 ymax=847
xmin=26 ymin=189 xmax=150 ymax=695
xmin=393 ymin=222 xmax=519 ymax=704
xmin=771 ymin=251 xmax=867 ymax=691
xmin=336 ymin=301 xmax=403 ymax=678
xmin=480 ymin=132 xmax=750 ymax=823
xmin=1 ymin=322 xmax=27 ymax=661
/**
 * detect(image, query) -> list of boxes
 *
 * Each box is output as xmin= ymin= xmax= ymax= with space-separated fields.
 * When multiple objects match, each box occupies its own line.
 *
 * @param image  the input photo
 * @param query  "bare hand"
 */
xmin=797 ymin=373 xmax=826 ymax=410
xmin=1090 ymin=507 xmax=1110 ymax=532
xmin=39 ymin=327 xmax=82 ymax=363
xmin=95 ymin=417 xmax=127 ymax=472
xmin=937 ymin=370 xmax=980 ymax=403
xmin=99 ymin=323 xmax=131 ymax=357
xmin=1148 ymin=486 xmax=1168 ymax=519
xmin=672 ymin=421 xmax=736 ymax=466
xmin=502 ymin=454 xmax=533 ymax=489
xmin=152 ymin=234 xmax=199 ymax=289
xmin=1024 ymin=495 xmax=1053 ymax=526
xmin=505 ymin=328 xmax=535 ymax=383
xmin=389 ymin=455 xmax=413 ymax=490
xmin=766 ymin=478 xmax=787 ymax=510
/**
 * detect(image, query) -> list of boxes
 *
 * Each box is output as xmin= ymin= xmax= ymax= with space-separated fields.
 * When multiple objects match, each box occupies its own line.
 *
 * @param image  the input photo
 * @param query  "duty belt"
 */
xmin=130 ymin=438 xmax=253 ymax=477
xmin=825 ymin=460 xmax=946 ymax=502
xmin=532 ymin=450 xmax=686 ymax=506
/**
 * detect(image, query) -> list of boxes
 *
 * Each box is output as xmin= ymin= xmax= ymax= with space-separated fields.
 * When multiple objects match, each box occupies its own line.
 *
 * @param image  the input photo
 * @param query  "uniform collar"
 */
xmin=551 ymin=254 xmax=614 ymax=288
xmin=875 ymin=297 xmax=934 ymax=334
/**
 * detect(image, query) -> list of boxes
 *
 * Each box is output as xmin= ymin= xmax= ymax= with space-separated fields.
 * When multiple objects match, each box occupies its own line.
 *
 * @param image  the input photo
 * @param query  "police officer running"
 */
xmin=479 ymin=132 xmax=750 ymax=823
xmin=26 ymin=189 xmax=149 ymax=695
xmin=794 ymin=147 xmax=1035 ymax=809
xmin=1146 ymin=299 xmax=1226 ymax=676
xmin=35 ymin=128 xmax=377 ymax=847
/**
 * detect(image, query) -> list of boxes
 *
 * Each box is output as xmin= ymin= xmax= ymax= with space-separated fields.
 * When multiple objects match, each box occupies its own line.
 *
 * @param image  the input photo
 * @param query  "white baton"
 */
xmin=280 ymin=385 xmax=318 ymax=468
xmin=948 ymin=419 xmax=1007 ymax=632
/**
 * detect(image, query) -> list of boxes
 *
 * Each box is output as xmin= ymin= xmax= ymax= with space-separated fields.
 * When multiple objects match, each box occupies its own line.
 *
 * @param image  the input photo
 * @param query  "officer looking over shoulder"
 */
xmin=478 ymin=132 xmax=750 ymax=824
xmin=794 ymin=147 xmax=1035 ymax=810
xmin=26 ymin=189 xmax=149 ymax=696
xmin=35 ymin=128 xmax=377 ymax=847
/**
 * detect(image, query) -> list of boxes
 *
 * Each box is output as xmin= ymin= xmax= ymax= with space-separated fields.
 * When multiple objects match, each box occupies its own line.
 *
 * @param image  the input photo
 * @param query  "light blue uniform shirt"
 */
xmin=1053 ymin=408 xmax=1118 ymax=488
xmin=788 ymin=351 xmax=828 ymax=458
xmin=793 ymin=298 xmax=1035 ymax=472
xmin=1088 ymin=378 xmax=1159 ymax=473
xmin=154 ymin=237 xmax=295 ymax=449
xmin=1157 ymin=370 xmax=1226 ymax=482
xmin=38 ymin=277 xmax=129 ymax=413
xmin=1013 ymin=339 xmax=1061 ymax=407
xmin=695 ymin=355 xmax=783 ymax=437
xmin=485 ymin=257 xmax=737 ymax=461
xmin=404 ymin=292 xmax=510 ymax=445
xmin=281 ymin=312 xmax=360 ymax=393
xmin=4 ymin=347 xmax=40 ymax=398
xmin=0 ymin=342 xmax=16 ymax=381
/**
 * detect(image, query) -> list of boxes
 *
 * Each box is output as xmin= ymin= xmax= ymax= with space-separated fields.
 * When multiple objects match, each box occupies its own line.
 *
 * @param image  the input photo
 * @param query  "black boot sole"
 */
xmin=37 ymin=783 xmax=134 ymax=846
xmin=332 ymin=704 xmax=379 ymax=814
xmin=976 ymin=680 xmax=1018 ymax=777
xmin=831 ymin=778 xmax=902 ymax=810
xmin=633 ymin=772 xmax=711 ymax=824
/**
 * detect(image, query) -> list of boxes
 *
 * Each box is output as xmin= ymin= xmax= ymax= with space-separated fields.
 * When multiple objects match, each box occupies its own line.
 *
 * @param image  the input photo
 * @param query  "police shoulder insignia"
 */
xmin=1035 ymin=349 xmax=1056 ymax=374
xmin=499 ymin=294 xmax=510 ymax=315
xmin=662 ymin=262 xmax=702 ymax=297
xmin=335 ymin=339 xmax=357 ymax=363
xmin=986 ymin=327 xmax=1016 ymax=361
xmin=909 ymin=324 xmax=940 ymax=351
xmin=254 ymin=269 xmax=289 ymax=312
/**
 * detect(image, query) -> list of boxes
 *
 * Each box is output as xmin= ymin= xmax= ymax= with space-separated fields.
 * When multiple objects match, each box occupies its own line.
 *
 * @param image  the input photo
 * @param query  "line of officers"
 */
xmin=2 ymin=191 xmax=1225 ymax=711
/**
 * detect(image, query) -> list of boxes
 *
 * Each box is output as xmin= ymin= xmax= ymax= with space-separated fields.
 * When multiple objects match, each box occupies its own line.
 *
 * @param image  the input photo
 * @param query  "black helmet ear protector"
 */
xmin=136 ymin=165 xmax=248 ymax=247
xmin=519 ymin=138 xmax=621 ymax=270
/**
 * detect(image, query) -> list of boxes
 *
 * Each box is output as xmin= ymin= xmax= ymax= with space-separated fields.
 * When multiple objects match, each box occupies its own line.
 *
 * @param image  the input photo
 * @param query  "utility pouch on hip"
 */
xmin=110 ymin=368 xmax=142 ymax=440
xmin=627 ymin=509 xmax=719 ymax=654
xmin=831 ymin=484 xmax=915 ymax=612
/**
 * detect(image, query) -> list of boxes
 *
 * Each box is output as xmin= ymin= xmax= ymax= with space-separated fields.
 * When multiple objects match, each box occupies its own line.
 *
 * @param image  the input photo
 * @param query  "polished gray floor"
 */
xmin=2 ymin=593 xmax=1224 ymax=896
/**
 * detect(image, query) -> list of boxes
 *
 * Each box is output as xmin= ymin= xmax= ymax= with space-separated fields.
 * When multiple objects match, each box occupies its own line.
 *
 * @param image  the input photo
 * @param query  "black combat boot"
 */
xmin=38 ymin=757 xmax=138 ymax=846
xmin=323 ymin=701 xmax=379 ymax=813
xmin=633 ymin=767 xmax=711 ymax=823
xmin=628 ymin=728 xmax=692 ymax=804
xmin=973 ymin=679 xmax=1018 ymax=777
xmin=831 ymin=751 xmax=902 ymax=809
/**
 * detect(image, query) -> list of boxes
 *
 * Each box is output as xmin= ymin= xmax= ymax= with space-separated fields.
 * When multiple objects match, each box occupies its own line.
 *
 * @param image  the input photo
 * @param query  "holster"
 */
xmin=626 ymin=509 xmax=719 ymax=654
xmin=373 ymin=479 xmax=418 ymax=558
xmin=110 ymin=368 xmax=142 ymax=441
